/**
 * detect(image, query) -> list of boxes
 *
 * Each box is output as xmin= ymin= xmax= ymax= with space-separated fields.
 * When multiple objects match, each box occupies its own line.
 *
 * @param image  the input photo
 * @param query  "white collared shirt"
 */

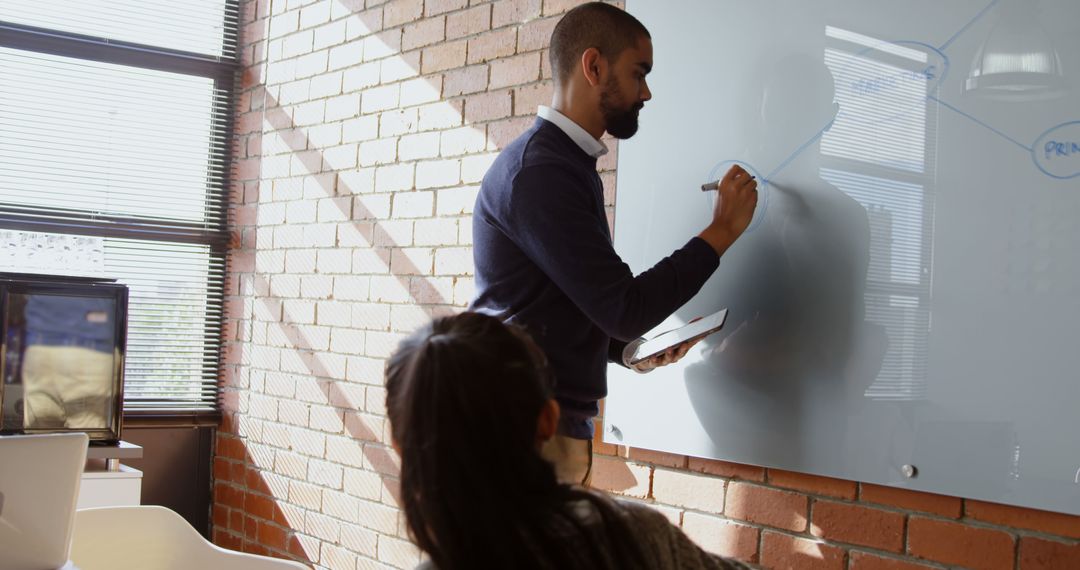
xmin=537 ymin=105 xmax=609 ymax=159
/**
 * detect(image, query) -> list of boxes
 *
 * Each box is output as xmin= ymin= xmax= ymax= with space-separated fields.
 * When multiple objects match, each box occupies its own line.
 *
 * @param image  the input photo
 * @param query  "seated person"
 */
xmin=385 ymin=312 xmax=751 ymax=570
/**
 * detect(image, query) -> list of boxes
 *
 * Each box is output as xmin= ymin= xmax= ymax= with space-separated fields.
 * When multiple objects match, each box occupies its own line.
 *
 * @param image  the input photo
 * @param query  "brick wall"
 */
xmin=214 ymin=0 xmax=1080 ymax=568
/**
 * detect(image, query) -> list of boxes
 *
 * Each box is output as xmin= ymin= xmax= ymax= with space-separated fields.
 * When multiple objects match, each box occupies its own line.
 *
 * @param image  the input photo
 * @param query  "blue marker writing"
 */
xmin=1045 ymin=141 xmax=1080 ymax=160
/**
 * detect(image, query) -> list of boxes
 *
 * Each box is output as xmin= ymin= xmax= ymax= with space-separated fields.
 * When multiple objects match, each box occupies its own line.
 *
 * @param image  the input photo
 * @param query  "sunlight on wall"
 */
xmin=229 ymin=0 xmax=529 ymax=563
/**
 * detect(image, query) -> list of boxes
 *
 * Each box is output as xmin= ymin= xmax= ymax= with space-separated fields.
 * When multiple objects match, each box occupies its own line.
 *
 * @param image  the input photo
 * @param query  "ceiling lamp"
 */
xmin=964 ymin=0 xmax=1066 ymax=101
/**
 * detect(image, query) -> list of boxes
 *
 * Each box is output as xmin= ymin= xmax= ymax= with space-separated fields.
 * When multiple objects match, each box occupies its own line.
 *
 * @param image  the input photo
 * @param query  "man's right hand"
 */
xmin=698 ymin=164 xmax=758 ymax=255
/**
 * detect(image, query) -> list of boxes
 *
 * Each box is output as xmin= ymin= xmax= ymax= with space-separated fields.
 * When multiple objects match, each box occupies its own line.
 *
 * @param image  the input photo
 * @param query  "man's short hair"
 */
xmin=549 ymin=2 xmax=651 ymax=84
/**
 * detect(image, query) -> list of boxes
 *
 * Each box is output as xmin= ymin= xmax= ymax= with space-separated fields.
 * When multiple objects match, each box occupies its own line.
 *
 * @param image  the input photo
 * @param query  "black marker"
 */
xmin=701 ymin=176 xmax=755 ymax=191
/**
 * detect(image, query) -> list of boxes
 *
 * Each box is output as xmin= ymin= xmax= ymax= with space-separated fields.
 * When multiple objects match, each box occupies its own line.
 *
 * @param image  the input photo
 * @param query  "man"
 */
xmin=471 ymin=2 xmax=758 ymax=484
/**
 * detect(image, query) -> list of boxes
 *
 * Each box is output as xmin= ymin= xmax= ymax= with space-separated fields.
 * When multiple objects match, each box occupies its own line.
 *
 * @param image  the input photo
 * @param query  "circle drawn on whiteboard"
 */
xmin=707 ymin=160 xmax=768 ymax=233
xmin=1031 ymin=121 xmax=1080 ymax=180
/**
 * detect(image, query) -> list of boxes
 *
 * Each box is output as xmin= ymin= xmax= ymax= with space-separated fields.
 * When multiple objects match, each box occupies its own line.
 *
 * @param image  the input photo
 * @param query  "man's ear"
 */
xmin=536 ymin=398 xmax=561 ymax=446
xmin=580 ymin=47 xmax=605 ymax=87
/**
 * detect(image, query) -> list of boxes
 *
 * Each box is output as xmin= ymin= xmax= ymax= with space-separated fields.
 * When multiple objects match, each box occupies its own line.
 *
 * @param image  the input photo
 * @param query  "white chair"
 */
xmin=70 ymin=506 xmax=310 ymax=570
xmin=0 ymin=433 xmax=87 ymax=570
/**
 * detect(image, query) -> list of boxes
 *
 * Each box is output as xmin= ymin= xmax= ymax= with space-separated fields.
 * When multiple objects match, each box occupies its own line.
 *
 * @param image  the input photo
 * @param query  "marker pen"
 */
xmin=700 ymin=176 xmax=755 ymax=191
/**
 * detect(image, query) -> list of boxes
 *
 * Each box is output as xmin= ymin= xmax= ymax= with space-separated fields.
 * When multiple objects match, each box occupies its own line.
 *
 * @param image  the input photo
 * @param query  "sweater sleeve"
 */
xmin=506 ymin=164 xmax=720 ymax=342
xmin=619 ymin=502 xmax=756 ymax=570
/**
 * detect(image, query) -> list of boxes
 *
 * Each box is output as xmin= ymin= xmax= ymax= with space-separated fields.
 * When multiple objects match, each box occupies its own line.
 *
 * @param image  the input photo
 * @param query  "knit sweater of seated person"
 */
xmin=471 ymin=109 xmax=719 ymax=439
xmin=414 ymin=491 xmax=753 ymax=570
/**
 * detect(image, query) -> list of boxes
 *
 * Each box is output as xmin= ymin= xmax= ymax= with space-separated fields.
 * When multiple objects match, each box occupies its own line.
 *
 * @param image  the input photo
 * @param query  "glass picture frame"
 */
xmin=0 ymin=273 xmax=127 ymax=442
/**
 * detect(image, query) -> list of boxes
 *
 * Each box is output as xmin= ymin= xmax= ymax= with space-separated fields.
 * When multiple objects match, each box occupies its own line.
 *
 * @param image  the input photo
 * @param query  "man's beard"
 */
xmin=600 ymin=79 xmax=643 ymax=139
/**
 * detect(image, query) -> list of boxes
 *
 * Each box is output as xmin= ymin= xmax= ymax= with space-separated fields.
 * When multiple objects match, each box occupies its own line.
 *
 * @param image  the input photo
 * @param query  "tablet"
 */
xmin=630 ymin=308 xmax=728 ymax=364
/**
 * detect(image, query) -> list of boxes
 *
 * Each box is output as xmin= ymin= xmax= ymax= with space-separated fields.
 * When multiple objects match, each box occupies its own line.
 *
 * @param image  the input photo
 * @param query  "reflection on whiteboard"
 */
xmin=607 ymin=0 xmax=1080 ymax=516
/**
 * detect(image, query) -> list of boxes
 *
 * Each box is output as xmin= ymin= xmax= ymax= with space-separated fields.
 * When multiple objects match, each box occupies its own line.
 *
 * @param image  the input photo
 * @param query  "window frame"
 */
xmin=0 ymin=14 xmax=240 ymax=425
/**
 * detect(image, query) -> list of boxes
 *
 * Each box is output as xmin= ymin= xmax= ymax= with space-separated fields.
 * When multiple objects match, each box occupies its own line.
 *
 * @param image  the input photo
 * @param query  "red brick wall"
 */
xmin=215 ymin=0 xmax=1080 ymax=568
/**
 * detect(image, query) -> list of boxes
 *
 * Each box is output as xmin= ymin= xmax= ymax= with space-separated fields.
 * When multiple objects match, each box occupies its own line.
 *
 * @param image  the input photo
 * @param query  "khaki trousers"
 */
xmin=540 ymin=434 xmax=593 ymax=486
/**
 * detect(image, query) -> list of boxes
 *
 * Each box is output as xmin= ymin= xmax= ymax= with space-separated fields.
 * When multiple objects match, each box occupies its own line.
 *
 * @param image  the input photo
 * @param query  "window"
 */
xmin=0 ymin=1 xmax=239 ymax=416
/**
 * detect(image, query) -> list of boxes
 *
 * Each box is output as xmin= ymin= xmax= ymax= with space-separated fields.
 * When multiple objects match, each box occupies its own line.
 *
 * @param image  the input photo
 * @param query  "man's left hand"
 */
xmin=631 ymin=336 xmax=704 ymax=373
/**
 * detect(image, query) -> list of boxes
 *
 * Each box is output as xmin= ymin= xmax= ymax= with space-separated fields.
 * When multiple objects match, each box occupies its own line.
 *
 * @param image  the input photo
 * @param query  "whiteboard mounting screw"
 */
xmin=902 ymin=464 xmax=918 ymax=478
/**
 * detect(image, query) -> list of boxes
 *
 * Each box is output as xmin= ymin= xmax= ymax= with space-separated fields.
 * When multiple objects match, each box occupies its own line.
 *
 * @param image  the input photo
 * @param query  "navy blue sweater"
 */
xmin=471 ymin=118 xmax=720 ymax=438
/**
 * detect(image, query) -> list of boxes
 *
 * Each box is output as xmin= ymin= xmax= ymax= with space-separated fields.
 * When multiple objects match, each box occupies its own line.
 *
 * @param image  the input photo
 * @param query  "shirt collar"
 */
xmin=537 ymin=106 xmax=609 ymax=159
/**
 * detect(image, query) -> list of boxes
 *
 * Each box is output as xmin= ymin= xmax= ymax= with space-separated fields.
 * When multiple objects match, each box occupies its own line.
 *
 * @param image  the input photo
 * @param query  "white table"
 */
xmin=78 ymin=441 xmax=143 ymax=509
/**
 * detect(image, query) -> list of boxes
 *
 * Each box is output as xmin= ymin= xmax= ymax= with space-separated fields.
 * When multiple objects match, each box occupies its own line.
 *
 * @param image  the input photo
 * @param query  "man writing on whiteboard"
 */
xmin=470 ymin=2 xmax=758 ymax=485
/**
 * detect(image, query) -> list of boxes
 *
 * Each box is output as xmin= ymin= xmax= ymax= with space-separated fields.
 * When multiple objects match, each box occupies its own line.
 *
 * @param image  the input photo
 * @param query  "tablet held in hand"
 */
xmin=630 ymin=308 xmax=728 ymax=365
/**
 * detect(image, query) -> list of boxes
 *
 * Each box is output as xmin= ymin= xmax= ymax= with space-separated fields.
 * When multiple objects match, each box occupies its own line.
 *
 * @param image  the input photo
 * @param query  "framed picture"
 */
xmin=1 ymin=273 xmax=127 ymax=442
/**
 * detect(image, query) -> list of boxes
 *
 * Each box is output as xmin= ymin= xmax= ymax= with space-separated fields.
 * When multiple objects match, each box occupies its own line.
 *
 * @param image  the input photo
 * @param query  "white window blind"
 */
xmin=0 ymin=0 xmax=237 ymax=58
xmin=821 ymin=31 xmax=937 ymax=402
xmin=0 ymin=2 xmax=238 ymax=415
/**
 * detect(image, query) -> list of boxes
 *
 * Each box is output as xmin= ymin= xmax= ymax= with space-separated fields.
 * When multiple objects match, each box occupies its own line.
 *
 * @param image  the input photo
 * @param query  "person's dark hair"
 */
xmin=385 ymin=312 xmax=645 ymax=570
xmin=549 ymin=2 xmax=650 ymax=84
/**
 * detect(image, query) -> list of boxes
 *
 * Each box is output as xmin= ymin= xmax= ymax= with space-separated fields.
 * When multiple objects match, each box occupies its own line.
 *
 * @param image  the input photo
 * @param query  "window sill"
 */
xmin=123 ymin=410 xmax=221 ymax=428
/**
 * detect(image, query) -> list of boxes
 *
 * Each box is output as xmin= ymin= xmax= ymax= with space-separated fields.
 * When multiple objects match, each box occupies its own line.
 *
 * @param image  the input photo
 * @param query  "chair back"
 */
xmin=0 ymin=433 xmax=87 ymax=570
xmin=71 ymin=506 xmax=310 ymax=570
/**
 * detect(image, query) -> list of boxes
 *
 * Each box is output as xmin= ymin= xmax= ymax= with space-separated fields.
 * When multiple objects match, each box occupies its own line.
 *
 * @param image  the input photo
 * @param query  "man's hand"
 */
xmin=630 ymin=334 xmax=705 ymax=373
xmin=698 ymin=164 xmax=758 ymax=255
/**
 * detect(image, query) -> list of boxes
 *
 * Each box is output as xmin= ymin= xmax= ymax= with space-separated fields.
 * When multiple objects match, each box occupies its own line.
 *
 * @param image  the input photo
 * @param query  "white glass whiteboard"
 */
xmin=605 ymin=0 xmax=1080 ymax=515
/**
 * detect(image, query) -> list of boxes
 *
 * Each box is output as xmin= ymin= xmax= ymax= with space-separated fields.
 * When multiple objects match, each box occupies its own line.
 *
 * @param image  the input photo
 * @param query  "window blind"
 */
xmin=0 ymin=2 xmax=239 ymax=415
xmin=821 ymin=34 xmax=937 ymax=402
xmin=0 ymin=0 xmax=237 ymax=59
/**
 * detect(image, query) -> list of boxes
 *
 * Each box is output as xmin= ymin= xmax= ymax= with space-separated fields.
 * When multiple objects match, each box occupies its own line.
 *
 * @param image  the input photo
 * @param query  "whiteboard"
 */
xmin=605 ymin=0 xmax=1080 ymax=515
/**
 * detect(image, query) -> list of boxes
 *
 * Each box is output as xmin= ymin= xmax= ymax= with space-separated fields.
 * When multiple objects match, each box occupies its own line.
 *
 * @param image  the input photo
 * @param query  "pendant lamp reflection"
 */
xmin=964 ymin=0 xmax=1066 ymax=101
